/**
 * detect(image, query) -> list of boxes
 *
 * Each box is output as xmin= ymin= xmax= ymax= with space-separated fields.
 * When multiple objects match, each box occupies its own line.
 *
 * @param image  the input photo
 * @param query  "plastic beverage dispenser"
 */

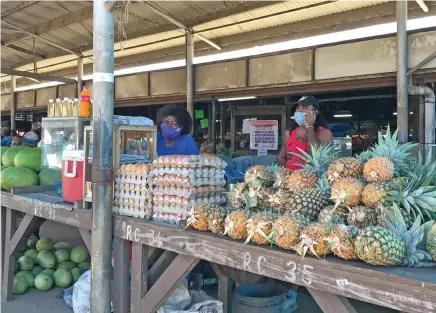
xmin=62 ymin=150 xmax=85 ymax=204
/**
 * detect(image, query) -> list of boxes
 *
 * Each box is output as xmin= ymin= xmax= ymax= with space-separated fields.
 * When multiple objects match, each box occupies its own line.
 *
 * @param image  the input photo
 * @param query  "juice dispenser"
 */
xmin=62 ymin=150 xmax=84 ymax=204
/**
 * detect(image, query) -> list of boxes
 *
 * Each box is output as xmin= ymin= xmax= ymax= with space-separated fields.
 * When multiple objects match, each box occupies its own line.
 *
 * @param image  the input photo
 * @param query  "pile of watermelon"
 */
xmin=13 ymin=237 xmax=90 ymax=295
xmin=0 ymin=146 xmax=61 ymax=191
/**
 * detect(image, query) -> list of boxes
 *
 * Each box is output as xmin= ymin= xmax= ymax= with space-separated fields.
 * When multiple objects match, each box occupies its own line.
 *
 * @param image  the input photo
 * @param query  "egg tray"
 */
xmin=115 ymin=182 xmax=152 ymax=193
xmin=152 ymin=186 xmax=225 ymax=198
xmin=149 ymin=168 xmax=225 ymax=178
xmin=152 ymin=176 xmax=226 ymax=187
xmin=114 ymin=190 xmax=152 ymax=201
xmin=115 ymin=176 xmax=151 ymax=185
xmin=113 ymin=206 xmax=152 ymax=219
xmin=153 ymin=155 xmax=226 ymax=170
xmin=152 ymin=212 xmax=184 ymax=225
xmin=114 ymin=198 xmax=152 ymax=208
xmin=153 ymin=196 xmax=226 ymax=208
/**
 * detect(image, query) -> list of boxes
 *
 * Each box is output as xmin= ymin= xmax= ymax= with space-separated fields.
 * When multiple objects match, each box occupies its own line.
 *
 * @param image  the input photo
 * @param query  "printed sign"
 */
xmin=250 ymin=120 xmax=278 ymax=150
xmin=200 ymin=119 xmax=209 ymax=129
xmin=195 ymin=110 xmax=204 ymax=119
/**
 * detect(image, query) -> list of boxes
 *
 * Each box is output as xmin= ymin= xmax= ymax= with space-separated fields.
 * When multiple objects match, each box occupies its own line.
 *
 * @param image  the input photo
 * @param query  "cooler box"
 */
xmin=62 ymin=150 xmax=84 ymax=204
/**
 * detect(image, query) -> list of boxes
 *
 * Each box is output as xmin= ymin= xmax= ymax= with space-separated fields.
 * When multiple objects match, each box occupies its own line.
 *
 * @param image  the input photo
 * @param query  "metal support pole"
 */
xmin=186 ymin=30 xmax=194 ymax=119
xmin=10 ymin=75 xmax=16 ymax=130
xmin=77 ymin=57 xmax=83 ymax=97
xmin=220 ymin=101 xmax=224 ymax=143
xmin=211 ymin=96 xmax=217 ymax=154
xmin=91 ymin=1 xmax=114 ymax=313
xmin=396 ymin=1 xmax=408 ymax=143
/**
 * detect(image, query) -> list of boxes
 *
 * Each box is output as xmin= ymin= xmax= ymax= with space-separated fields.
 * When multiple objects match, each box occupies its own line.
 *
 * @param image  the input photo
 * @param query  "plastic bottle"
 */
xmin=62 ymin=97 xmax=69 ymax=117
xmin=79 ymin=86 xmax=91 ymax=117
xmin=72 ymin=98 xmax=79 ymax=116
xmin=47 ymin=99 xmax=55 ymax=117
xmin=55 ymin=98 xmax=62 ymax=117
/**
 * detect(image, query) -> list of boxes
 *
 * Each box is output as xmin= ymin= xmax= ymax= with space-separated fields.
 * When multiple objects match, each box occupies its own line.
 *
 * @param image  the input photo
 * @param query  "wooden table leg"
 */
xmin=130 ymin=243 xmax=149 ymax=313
xmin=2 ymin=208 xmax=17 ymax=301
xmin=147 ymin=250 xmax=177 ymax=288
xmin=308 ymin=288 xmax=358 ymax=313
xmin=113 ymin=237 xmax=130 ymax=313
xmin=141 ymin=253 xmax=199 ymax=313
xmin=210 ymin=263 xmax=230 ymax=313
xmin=78 ymin=227 xmax=92 ymax=253
xmin=1 ymin=207 xmax=6 ymax=285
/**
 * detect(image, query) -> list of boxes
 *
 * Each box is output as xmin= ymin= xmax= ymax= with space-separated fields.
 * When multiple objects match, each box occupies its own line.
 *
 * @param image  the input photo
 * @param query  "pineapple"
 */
xmin=244 ymin=165 xmax=274 ymax=188
xmin=267 ymin=189 xmax=293 ymax=214
xmin=325 ymin=224 xmax=359 ymax=260
xmin=426 ymin=223 xmax=436 ymax=261
xmin=327 ymin=157 xmax=363 ymax=183
xmin=287 ymin=170 xmax=317 ymax=192
xmin=273 ymin=166 xmax=291 ymax=189
xmin=286 ymin=188 xmax=329 ymax=221
xmin=361 ymin=182 xmax=391 ymax=207
xmin=229 ymin=182 xmax=247 ymax=209
xmin=354 ymin=203 xmax=433 ymax=266
xmin=245 ymin=212 xmax=274 ymax=245
xmin=186 ymin=204 xmax=210 ymax=231
xmin=368 ymin=125 xmax=417 ymax=177
xmin=363 ymin=157 xmax=394 ymax=183
xmin=207 ymin=206 xmax=228 ymax=234
xmin=347 ymin=206 xmax=378 ymax=228
xmin=318 ymin=205 xmax=348 ymax=225
xmin=315 ymin=173 xmax=331 ymax=198
xmin=286 ymin=144 xmax=336 ymax=193
xmin=331 ymin=178 xmax=364 ymax=208
xmin=296 ymin=223 xmax=333 ymax=258
xmin=224 ymin=209 xmax=249 ymax=240
xmin=270 ymin=214 xmax=306 ymax=250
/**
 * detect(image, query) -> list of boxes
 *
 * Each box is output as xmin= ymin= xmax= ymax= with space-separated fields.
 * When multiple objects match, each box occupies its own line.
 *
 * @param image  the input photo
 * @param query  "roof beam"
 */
xmin=1 ymin=1 xmax=39 ymax=18
xmin=2 ymin=20 xmax=83 ymax=57
xmin=1 ymin=41 xmax=45 ymax=59
xmin=416 ymin=0 xmax=429 ymax=12
xmin=141 ymin=2 xmax=222 ymax=50
xmin=0 ymin=67 xmax=76 ymax=84
xmin=3 ymin=5 xmax=93 ymax=46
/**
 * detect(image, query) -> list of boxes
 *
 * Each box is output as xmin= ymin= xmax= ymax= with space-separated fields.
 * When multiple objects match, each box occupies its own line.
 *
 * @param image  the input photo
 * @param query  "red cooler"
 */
xmin=62 ymin=150 xmax=84 ymax=204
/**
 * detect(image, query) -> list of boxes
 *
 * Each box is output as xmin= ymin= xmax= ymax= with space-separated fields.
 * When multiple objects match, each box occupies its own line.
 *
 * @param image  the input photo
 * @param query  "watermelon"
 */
xmin=57 ymin=261 xmax=76 ymax=271
xmin=39 ymin=168 xmax=61 ymax=185
xmin=36 ymin=238 xmax=54 ymax=252
xmin=41 ymin=269 xmax=55 ymax=276
xmin=70 ymin=246 xmax=89 ymax=264
xmin=34 ymin=273 xmax=53 ymax=291
xmin=16 ymin=271 xmax=35 ymax=287
xmin=54 ymin=249 xmax=70 ymax=264
xmin=37 ymin=250 xmax=56 ymax=269
xmin=17 ymin=256 xmax=34 ymax=271
xmin=14 ymin=148 xmax=42 ymax=172
xmin=2 ymin=146 xmax=26 ymax=167
xmin=13 ymin=276 xmax=29 ymax=295
xmin=53 ymin=269 xmax=72 ymax=288
xmin=24 ymin=249 xmax=39 ymax=263
xmin=0 ymin=146 xmax=10 ymax=164
xmin=70 ymin=268 xmax=82 ymax=283
xmin=1 ymin=167 xmax=38 ymax=191
xmin=78 ymin=261 xmax=90 ymax=272
xmin=31 ymin=266 xmax=43 ymax=276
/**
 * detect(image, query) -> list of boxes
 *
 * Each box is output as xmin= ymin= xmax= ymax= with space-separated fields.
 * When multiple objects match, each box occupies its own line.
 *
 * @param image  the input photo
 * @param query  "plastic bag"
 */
xmin=73 ymin=270 xmax=92 ymax=313
xmin=158 ymin=279 xmax=223 ymax=313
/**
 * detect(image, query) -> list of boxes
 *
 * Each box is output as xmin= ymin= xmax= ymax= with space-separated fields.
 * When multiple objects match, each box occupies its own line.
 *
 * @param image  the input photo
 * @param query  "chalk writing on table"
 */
xmin=34 ymin=205 xmax=56 ymax=220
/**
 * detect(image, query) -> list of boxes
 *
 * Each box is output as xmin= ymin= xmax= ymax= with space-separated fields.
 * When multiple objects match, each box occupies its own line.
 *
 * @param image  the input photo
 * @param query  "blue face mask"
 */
xmin=293 ymin=112 xmax=306 ymax=126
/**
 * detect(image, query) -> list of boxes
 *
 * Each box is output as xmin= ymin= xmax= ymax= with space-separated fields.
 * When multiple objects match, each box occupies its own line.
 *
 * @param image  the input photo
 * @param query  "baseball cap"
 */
xmin=298 ymin=96 xmax=319 ymax=109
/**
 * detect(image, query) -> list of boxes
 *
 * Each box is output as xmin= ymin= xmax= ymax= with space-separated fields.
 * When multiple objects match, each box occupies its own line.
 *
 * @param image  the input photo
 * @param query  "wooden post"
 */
xmin=130 ymin=243 xmax=149 ymax=313
xmin=2 ymin=209 xmax=17 ymax=301
xmin=113 ymin=237 xmax=130 ymax=313
xmin=10 ymin=76 xmax=16 ymax=130
xmin=308 ymin=288 xmax=358 ymax=313
xmin=210 ymin=263 xmax=231 ymax=313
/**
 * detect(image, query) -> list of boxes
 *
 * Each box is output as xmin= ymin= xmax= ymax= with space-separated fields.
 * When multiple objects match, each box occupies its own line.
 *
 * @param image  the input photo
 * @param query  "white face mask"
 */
xmin=293 ymin=112 xmax=306 ymax=126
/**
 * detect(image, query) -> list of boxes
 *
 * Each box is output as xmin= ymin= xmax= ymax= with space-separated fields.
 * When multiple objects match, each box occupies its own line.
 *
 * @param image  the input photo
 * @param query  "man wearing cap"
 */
xmin=278 ymin=95 xmax=332 ymax=170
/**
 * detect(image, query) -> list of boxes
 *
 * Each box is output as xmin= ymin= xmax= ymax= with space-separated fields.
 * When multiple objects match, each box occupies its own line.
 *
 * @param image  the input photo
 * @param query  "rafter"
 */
xmin=1 ymin=41 xmax=45 ymax=59
xmin=1 ymin=1 xmax=39 ymax=19
xmin=0 ymin=67 xmax=76 ymax=84
xmin=3 ymin=5 xmax=93 ymax=46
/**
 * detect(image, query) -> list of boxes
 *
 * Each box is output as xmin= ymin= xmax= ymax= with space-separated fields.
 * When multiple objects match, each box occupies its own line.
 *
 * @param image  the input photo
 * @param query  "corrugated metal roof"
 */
xmin=1 ymin=0 xmax=393 ymax=87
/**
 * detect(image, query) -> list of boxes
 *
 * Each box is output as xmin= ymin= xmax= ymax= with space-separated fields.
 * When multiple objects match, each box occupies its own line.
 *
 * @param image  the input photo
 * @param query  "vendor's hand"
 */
xmin=304 ymin=111 xmax=316 ymax=127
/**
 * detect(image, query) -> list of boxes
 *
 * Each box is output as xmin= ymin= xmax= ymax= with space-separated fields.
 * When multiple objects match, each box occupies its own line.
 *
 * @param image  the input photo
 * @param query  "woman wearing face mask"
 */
xmin=156 ymin=104 xmax=199 ymax=156
xmin=278 ymin=96 xmax=332 ymax=170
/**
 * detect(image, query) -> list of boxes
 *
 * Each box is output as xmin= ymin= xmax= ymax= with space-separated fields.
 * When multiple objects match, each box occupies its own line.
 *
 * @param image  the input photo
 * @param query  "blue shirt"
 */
xmin=157 ymin=133 xmax=199 ymax=156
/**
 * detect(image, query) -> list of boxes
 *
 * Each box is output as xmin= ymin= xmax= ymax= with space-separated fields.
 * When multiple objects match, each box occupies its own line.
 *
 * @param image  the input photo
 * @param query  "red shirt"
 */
xmin=285 ymin=126 xmax=324 ymax=171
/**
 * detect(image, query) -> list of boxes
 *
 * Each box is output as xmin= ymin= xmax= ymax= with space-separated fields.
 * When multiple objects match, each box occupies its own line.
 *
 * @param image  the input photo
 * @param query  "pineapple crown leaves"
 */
xmin=384 ymin=203 xmax=435 ymax=267
xmin=356 ymin=150 xmax=373 ymax=163
xmin=293 ymin=144 xmax=337 ymax=177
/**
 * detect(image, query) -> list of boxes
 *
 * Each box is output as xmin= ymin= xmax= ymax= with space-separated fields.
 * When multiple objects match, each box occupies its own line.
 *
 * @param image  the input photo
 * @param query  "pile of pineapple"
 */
xmin=186 ymin=127 xmax=436 ymax=267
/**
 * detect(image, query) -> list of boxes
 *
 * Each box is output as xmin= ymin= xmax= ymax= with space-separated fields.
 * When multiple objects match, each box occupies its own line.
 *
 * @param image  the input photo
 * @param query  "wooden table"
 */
xmin=1 ymin=189 xmax=93 ymax=301
xmin=112 ymin=215 xmax=436 ymax=313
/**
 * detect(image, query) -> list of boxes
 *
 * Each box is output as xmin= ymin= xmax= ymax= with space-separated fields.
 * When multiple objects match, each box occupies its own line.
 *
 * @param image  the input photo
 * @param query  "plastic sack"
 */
xmin=158 ymin=279 xmax=223 ymax=313
xmin=57 ymin=286 xmax=74 ymax=309
xmin=73 ymin=270 xmax=91 ymax=313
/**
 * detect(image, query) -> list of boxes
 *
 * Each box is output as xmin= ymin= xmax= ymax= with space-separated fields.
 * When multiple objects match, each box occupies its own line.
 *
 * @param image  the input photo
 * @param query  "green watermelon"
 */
xmin=14 ymin=148 xmax=42 ymax=172
xmin=27 ymin=238 xmax=38 ymax=249
xmin=36 ymin=238 xmax=54 ymax=252
xmin=70 ymin=268 xmax=82 ymax=283
xmin=57 ymin=261 xmax=76 ymax=271
xmin=1 ymin=167 xmax=38 ymax=191
xmin=24 ymin=249 xmax=39 ymax=263
xmin=2 ymin=146 xmax=26 ymax=167
xmin=38 ymin=168 xmax=61 ymax=185
xmin=54 ymin=242 xmax=69 ymax=250
xmin=0 ymin=165 xmax=9 ymax=171
xmin=13 ymin=276 xmax=29 ymax=295
xmin=17 ymin=256 xmax=34 ymax=271
xmin=34 ymin=273 xmax=53 ymax=291
xmin=53 ymin=269 xmax=72 ymax=288
xmin=78 ymin=261 xmax=90 ymax=272
xmin=31 ymin=266 xmax=43 ymax=276
xmin=41 ymin=269 xmax=55 ymax=276
xmin=16 ymin=271 xmax=35 ymax=287
xmin=36 ymin=250 xmax=56 ymax=269
xmin=70 ymin=246 xmax=89 ymax=264
xmin=54 ymin=249 xmax=70 ymax=264
xmin=1 ymin=146 xmax=10 ymax=165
